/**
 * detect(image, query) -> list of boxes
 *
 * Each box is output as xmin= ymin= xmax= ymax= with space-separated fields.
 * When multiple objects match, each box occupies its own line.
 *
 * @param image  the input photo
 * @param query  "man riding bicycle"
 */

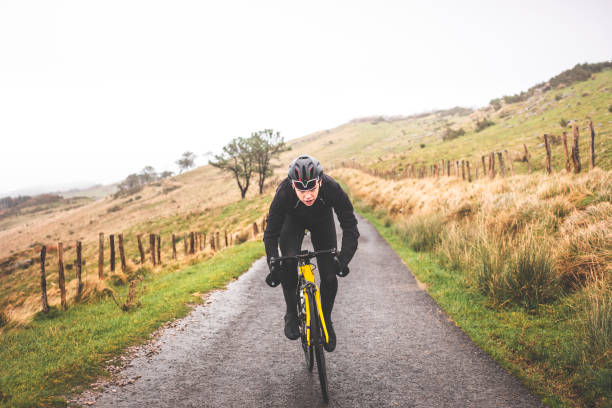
xmin=264 ymin=155 xmax=359 ymax=352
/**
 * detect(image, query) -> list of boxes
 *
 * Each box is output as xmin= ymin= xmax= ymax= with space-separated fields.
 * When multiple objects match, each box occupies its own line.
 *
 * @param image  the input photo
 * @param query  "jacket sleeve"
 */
xmin=263 ymin=181 xmax=289 ymax=263
xmin=327 ymin=178 xmax=359 ymax=266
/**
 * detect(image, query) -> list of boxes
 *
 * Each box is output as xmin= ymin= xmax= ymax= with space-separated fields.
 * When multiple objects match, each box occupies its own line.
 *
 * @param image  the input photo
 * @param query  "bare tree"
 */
xmin=176 ymin=151 xmax=197 ymax=173
xmin=250 ymin=129 xmax=291 ymax=194
xmin=209 ymin=138 xmax=253 ymax=199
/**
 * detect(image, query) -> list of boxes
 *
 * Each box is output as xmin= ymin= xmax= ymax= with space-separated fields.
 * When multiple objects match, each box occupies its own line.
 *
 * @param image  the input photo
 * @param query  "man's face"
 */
xmin=293 ymin=180 xmax=321 ymax=206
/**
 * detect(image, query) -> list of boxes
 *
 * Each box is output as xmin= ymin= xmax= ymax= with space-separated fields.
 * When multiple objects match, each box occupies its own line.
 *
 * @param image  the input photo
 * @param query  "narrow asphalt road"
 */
xmin=88 ymin=214 xmax=545 ymax=407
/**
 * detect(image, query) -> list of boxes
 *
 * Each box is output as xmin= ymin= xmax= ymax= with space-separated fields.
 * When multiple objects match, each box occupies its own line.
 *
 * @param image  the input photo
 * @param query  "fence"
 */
xmin=332 ymin=120 xmax=598 ymax=181
xmin=32 ymin=216 xmax=267 ymax=315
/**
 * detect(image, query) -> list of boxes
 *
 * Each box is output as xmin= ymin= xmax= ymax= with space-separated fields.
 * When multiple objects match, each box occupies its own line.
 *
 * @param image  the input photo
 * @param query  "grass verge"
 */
xmin=0 ymin=241 xmax=264 ymax=407
xmin=355 ymin=202 xmax=610 ymax=408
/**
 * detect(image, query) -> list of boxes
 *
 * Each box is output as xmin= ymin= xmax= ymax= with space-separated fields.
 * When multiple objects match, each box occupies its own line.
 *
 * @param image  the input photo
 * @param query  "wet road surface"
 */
xmin=90 ymin=214 xmax=545 ymax=407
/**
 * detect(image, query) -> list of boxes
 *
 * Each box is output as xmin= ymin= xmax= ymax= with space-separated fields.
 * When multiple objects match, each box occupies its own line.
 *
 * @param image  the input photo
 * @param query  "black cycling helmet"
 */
xmin=288 ymin=155 xmax=323 ymax=190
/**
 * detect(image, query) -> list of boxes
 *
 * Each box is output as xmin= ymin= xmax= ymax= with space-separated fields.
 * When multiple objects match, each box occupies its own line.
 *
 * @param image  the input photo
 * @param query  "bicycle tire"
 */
xmin=300 ymin=316 xmax=314 ymax=371
xmin=309 ymin=291 xmax=329 ymax=403
xmin=299 ymin=286 xmax=314 ymax=371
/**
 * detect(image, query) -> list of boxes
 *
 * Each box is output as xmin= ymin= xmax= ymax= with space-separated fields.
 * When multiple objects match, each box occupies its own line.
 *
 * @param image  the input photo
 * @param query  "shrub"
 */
xmin=560 ymin=118 xmax=568 ymax=127
xmin=107 ymin=205 xmax=121 ymax=213
xmin=489 ymin=98 xmax=502 ymax=111
xmin=420 ymin=143 xmax=426 ymax=149
xmin=475 ymin=118 xmax=494 ymax=132
xmin=0 ymin=310 xmax=8 ymax=328
xmin=555 ymin=94 xmax=563 ymax=101
xmin=608 ymin=104 xmax=612 ymax=113
xmin=442 ymin=127 xmax=466 ymax=141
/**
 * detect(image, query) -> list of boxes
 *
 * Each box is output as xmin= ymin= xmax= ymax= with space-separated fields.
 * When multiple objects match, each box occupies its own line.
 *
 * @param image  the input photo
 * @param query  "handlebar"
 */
xmin=269 ymin=248 xmax=337 ymax=265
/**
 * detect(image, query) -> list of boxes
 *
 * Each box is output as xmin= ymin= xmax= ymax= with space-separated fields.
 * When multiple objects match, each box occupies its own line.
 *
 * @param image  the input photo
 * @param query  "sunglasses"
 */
xmin=292 ymin=178 xmax=319 ymax=191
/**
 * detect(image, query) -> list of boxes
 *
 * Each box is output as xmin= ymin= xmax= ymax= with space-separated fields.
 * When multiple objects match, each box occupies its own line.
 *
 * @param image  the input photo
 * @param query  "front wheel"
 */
xmin=309 ymin=292 xmax=329 ymax=403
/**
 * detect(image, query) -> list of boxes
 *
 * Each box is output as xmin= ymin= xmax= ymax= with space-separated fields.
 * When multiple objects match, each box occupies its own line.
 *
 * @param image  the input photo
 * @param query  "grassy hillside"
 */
xmin=333 ymin=167 xmax=611 ymax=407
xmin=0 ymin=193 xmax=270 ymax=327
xmin=280 ymin=69 xmax=612 ymax=175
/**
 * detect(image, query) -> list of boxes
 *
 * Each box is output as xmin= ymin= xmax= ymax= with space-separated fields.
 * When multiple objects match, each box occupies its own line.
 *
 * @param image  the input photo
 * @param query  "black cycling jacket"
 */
xmin=263 ymin=173 xmax=359 ymax=267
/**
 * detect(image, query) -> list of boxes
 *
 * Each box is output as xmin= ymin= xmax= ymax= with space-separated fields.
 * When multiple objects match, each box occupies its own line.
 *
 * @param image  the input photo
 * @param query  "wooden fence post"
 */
xmin=76 ymin=241 xmax=83 ymax=299
xmin=137 ymin=234 xmax=145 ymax=264
xmin=58 ymin=242 xmax=66 ymax=309
xmin=497 ymin=151 xmax=506 ymax=177
xmin=481 ymin=155 xmax=486 ymax=177
xmin=203 ymin=232 xmax=207 ymax=250
xmin=466 ymin=161 xmax=472 ymax=182
xmin=40 ymin=245 xmax=49 ymax=313
xmin=172 ymin=234 xmax=177 ymax=259
xmin=157 ymin=235 xmax=161 ymax=264
xmin=447 ymin=161 xmax=451 ymax=177
xmin=199 ymin=233 xmax=204 ymax=251
xmin=210 ymin=233 xmax=216 ymax=252
xmin=589 ymin=119 xmax=595 ymax=169
xmin=216 ymin=232 xmax=221 ymax=248
xmin=190 ymin=232 xmax=195 ymax=254
xmin=225 ymin=230 xmax=228 ymax=247
xmin=562 ymin=131 xmax=571 ymax=172
xmin=461 ymin=160 xmax=465 ymax=180
xmin=571 ymin=123 xmax=581 ymax=173
xmin=118 ymin=234 xmax=127 ymax=272
xmin=523 ymin=144 xmax=531 ymax=173
xmin=543 ymin=134 xmax=552 ymax=175
xmin=183 ymin=233 xmax=188 ymax=255
xmin=98 ymin=233 xmax=104 ymax=279
xmin=504 ymin=150 xmax=514 ymax=176
xmin=109 ymin=234 xmax=115 ymax=272
xmin=489 ymin=152 xmax=496 ymax=179
xmin=253 ymin=222 xmax=259 ymax=237
xmin=149 ymin=233 xmax=156 ymax=266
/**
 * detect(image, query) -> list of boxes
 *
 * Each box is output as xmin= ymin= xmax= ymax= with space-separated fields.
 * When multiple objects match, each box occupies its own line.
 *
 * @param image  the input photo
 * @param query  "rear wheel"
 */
xmin=309 ymin=292 xmax=329 ymax=403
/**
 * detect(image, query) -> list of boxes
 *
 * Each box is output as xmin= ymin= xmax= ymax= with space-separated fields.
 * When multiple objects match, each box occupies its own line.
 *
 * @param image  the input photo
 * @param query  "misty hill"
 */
xmin=1 ymin=62 xmax=610 ymax=262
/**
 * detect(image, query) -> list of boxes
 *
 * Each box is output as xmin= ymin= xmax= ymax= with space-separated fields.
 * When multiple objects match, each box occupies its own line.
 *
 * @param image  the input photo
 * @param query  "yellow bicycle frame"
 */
xmin=300 ymin=263 xmax=329 ymax=346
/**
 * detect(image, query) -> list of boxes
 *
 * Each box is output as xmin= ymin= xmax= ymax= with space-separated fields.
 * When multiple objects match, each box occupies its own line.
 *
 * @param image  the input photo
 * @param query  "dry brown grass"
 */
xmin=333 ymin=167 xmax=612 ymax=297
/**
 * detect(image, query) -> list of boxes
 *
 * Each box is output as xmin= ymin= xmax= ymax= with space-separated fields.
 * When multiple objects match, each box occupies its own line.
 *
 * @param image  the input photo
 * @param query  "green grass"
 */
xmin=0 ymin=241 xmax=265 ymax=407
xmin=354 ymin=201 xmax=610 ymax=408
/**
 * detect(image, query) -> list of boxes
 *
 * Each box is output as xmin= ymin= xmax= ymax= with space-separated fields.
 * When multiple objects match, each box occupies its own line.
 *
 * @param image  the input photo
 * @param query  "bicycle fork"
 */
xmin=303 ymin=284 xmax=329 ymax=347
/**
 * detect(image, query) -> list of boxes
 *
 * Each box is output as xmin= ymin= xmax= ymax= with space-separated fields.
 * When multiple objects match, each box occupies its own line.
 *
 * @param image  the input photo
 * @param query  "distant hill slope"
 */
xmin=280 ymin=67 xmax=611 ymax=175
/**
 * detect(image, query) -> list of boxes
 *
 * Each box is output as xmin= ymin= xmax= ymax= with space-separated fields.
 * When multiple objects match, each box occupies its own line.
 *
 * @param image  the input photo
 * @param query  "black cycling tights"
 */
xmin=279 ymin=211 xmax=338 ymax=319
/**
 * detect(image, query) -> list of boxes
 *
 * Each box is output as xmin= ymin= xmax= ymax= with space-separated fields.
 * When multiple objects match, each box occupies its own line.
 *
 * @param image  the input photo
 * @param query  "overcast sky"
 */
xmin=1 ymin=0 xmax=610 ymax=195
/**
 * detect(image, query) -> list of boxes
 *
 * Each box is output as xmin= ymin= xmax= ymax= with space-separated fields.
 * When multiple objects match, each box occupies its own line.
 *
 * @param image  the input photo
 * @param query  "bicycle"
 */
xmin=269 ymin=248 xmax=337 ymax=403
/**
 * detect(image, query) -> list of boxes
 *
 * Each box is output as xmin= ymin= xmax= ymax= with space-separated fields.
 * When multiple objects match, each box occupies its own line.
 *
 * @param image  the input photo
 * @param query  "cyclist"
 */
xmin=264 ymin=155 xmax=359 ymax=352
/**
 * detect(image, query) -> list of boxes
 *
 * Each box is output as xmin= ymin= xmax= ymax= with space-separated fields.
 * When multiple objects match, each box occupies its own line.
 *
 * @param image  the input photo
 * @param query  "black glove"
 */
xmin=333 ymin=255 xmax=350 ymax=277
xmin=265 ymin=259 xmax=282 ymax=287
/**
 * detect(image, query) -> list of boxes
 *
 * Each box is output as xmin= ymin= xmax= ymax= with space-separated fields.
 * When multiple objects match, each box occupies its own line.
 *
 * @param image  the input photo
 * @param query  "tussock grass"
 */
xmin=335 ymin=167 xmax=612 ymax=407
xmin=393 ymin=215 xmax=444 ymax=252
